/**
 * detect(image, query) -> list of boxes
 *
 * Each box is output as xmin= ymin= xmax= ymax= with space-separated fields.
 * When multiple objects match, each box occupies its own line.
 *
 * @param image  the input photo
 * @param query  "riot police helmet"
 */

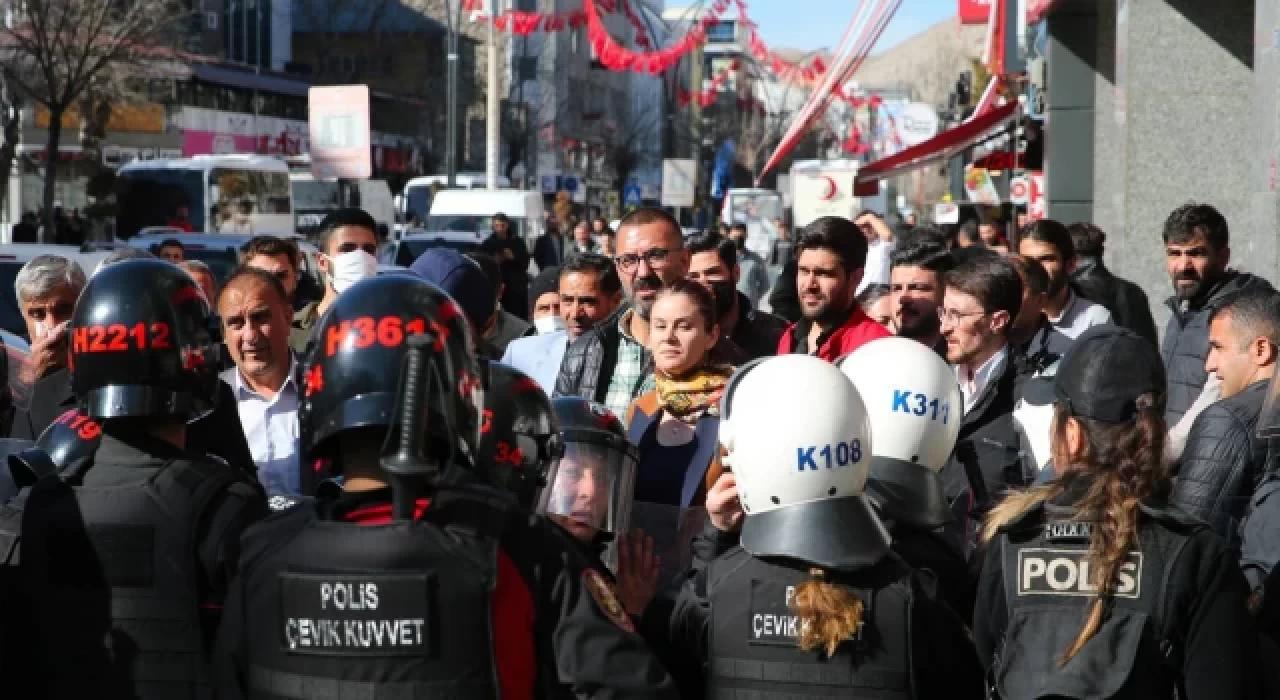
xmin=476 ymin=361 xmax=562 ymax=509
xmin=719 ymin=354 xmax=888 ymax=572
xmin=297 ymin=275 xmax=483 ymax=494
xmin=536 ymin=398 xmax=637 ymax=542
xmin=837 ymin=337 xmax=962 ymax=529
xmin=69 ymin=259 xmax=221 ymax=421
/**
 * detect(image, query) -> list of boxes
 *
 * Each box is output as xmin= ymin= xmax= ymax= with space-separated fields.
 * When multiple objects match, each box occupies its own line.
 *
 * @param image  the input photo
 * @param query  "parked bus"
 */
xmin=116 ymin=155 xmax=294 ymax=238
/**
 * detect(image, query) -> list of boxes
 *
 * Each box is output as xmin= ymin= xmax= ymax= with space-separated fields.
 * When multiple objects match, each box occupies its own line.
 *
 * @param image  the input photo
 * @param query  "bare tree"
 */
xmin=0 ymin=0 xmax=190 ymax=240
xmin=0 ymin=70 xmax=22 ymax=221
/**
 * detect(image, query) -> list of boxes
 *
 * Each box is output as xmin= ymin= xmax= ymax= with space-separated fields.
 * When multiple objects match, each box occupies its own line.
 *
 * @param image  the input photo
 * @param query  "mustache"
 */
xmin=633 ymin=275 xmax=663 ymax=293
xmin=1176 ymin=271 xmax=1201 ymax=281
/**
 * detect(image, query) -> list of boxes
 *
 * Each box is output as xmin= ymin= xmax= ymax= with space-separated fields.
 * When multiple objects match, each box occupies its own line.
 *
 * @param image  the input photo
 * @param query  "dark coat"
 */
xmin=532 ymin=232 xmax=567 ymax=271
xmin=727 ymin=292 xmax=787 ymax=361
xmin=1173 ymin=380 xmax=1270 ymax=546
xmin=480 ymin=231 xmax=532 ymax=321
xmin=765 ymin=257 xmax=800 ymax=323
xmin=1072 ymin=257 xmax=1159 ymax=347
xmin=1162 ymin=271 xmax=1272 ymax=426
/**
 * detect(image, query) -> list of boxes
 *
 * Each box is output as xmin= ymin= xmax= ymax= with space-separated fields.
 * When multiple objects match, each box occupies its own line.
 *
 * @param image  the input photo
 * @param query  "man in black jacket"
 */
xmin=1174 ymin=288 xmax=1280 ymax=546
xmin=686 ymin=230 xmax=786 ymax=360
xmin=480 ymin=212 xmax=531 ymax=320
xmin=1068 ymin=222 xmax=1159 ymax=346
xmin=1160 ymin=202 xmax=1274 ymax=428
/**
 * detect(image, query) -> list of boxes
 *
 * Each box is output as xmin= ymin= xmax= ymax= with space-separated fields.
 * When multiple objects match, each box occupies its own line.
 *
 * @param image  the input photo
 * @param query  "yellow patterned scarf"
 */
xmin=655 ymin=363 xmax=735 ymax=421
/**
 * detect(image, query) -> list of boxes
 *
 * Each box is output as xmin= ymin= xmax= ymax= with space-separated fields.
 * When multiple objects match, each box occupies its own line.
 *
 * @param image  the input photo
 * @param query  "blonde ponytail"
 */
xmin=789 ymin=569 xmax=864 ymax=657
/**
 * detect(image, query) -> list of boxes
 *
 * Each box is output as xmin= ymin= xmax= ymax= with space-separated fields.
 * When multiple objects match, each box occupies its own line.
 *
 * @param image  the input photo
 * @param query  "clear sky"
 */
xmin=744 ymin=0 xmax=957 ymax=54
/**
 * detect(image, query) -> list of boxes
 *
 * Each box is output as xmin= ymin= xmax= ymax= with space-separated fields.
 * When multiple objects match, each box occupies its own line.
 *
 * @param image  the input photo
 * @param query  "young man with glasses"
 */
xmin=938 ymin=251 xmax=1027 ymax=553
xmin=555 ymin=207 xmax=692 ymax=418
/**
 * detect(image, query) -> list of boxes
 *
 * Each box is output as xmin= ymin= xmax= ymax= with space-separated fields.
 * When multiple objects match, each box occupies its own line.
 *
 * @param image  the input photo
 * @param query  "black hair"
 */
xmin=729 ymin=222 xmax=748 ymax=235
xmin=944 ymin=254 xmax=1024 ymax=325
xmin=898 ymin=224 xmax=949 ymax=250
xmin=240 ymin=235 xmax=300 ymax=270
xmin=618 ymin=206 xmax=682 ymax=246
xmin=218 ymin=264 xmax=291 ymax=308
xmin=857 ymin=283 xmax=892 ymax=306
xmin=1009 ymin=254 xmax=1052 ymax=297
xmin=1162 ymin=202 xmax=1229 ymax=251
xmin=158 ymin=238 xmax=184 ymax=252
xmin=1068 ymin=222 xmax=1107 ymax=258
xmin=687 ymin=230 xmax=737 ymax=270
xmin=1020 ymin=219 xmax=1076 ymax=260
xmin=890 ymin=241 xmax=953 ymax=274
xmin=318 ymin=208 xmax=379 ymax=253
xmin=465 ymin=251 xmax=503 ymax=297
xmin=796 ymin=216 xmax=869 ymax=273
xmin=1209 ymin=287 xmax=1280 ymax=347
xmin=957 ymin=220 xmax=981 ymax=245
xmin=560 ymin=253 xmax=622 ymax=297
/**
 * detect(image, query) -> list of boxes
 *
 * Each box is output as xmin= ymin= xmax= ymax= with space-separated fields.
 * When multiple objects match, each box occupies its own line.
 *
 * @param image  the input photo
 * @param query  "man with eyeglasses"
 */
xmin=938 ymin=251 xmax=1026 ymax=553
xmin=295 ymin=209 xmax=380 ymax=355
xmin=555 ymin=207 xmax=692 ymax=418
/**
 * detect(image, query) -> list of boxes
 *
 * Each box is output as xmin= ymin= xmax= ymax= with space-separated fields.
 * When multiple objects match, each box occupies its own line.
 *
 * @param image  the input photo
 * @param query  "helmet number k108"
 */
xmin=892 ymin=390 xmax=950 ymax=424
xmin=796 ymin=440 xmax=862 ymax=471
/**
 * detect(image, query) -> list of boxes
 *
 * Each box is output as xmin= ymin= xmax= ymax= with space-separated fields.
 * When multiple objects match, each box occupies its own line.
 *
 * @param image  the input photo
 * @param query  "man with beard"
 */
xmin=1016 ymin=218 xmax=1112 ymax=339
xmin=777 ymin=216 xmax=891 ymax=361
xmin=888 ymin=240 xmax=953 ymax=356
xmin=556 ymin=208 xmax=693 ymax=417
xmin=687 ymin=231 xmax=787 ymax=360
xmin=725 ymin=223 xmax=771 ymax=308
xmin=1161 ymin=202 xmax=1273 ymax=428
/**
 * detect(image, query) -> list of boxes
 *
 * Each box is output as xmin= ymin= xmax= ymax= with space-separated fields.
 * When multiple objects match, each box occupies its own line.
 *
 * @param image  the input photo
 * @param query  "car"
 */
xmin=0 ymin=244 xmax=117 ymax=338
xmin=126 ymin=232 xmax=324 ymax=308
xmin=378 ymin=231 xmax=486 ymax=268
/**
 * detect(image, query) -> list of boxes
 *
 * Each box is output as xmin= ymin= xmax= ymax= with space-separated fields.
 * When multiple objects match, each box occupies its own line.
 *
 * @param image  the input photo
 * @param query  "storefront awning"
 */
xmin=193 ymin=64 xmax=310 ymax=97
xmin=854 ymin=101 xmax=1020 ymax=187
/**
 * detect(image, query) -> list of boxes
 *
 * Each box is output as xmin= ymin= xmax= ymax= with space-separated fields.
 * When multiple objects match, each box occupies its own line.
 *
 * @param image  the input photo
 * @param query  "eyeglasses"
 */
xmin=614 ymin=248 xmax=672 ymax=272
xmin=937 ymin=307 xmax=988 ymax=324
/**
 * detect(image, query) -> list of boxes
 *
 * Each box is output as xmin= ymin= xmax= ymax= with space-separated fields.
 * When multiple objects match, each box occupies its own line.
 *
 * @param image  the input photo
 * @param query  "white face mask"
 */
xmin=329 ymin=251 xmax=378 ymax=294
xmin=534 ymin=315 xmax=567 ymax=335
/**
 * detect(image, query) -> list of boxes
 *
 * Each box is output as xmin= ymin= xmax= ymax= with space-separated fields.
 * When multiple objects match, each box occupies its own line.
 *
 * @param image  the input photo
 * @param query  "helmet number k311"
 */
xmin=796 ymin=440 xmax=862 ymax=471
xmin=892 ymin=390 xmax=951 ymax=424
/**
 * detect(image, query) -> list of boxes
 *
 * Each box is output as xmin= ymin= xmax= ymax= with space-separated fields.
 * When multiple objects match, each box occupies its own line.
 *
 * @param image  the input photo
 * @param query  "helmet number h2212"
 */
xmin=892 ymin=390 xmax=951 ymax=424
xmin=797 ymin=440 xmax=862 ymax=471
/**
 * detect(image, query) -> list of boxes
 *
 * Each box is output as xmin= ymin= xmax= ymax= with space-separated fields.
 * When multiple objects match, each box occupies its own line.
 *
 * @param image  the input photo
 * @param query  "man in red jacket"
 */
xmin=778 ymin=216 xmax=891 ymax=361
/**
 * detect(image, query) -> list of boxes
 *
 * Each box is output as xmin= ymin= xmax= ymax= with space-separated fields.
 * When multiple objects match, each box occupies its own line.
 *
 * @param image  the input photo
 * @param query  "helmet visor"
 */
xmin=536 ymin=439 xmax=636 ymax=538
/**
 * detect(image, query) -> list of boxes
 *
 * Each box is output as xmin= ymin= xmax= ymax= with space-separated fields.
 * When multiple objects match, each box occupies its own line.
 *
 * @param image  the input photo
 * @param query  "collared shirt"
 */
xmin=603 ymin=309 xmax=655 ymax=419
xmin=1048 ymin=291 xmax=1112 ymax=339
xmin=221 ymin=356 xmax=300 ymax=495
xmin=956 ymin=345 xmax=1008 ymax=415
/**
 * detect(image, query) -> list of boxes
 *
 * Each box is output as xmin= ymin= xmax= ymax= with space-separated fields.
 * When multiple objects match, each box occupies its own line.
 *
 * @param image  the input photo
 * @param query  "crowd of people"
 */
xmin=0 ymin=199 xmax=1278 ymax=698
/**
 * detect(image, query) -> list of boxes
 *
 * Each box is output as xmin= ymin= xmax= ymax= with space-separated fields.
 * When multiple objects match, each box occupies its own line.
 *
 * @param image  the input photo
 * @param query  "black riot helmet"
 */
xmin=9 ymin=409 xmax=103 ymax=488
xmin=536 ymin=398 xmax=638 ymax=541
xmin=477 ymin=362 xmax=562 ymax=509
xmin=69 ymin=259 xmax=221 ymax=421
xmin=297 ymin=275 xmax=484 ymax=495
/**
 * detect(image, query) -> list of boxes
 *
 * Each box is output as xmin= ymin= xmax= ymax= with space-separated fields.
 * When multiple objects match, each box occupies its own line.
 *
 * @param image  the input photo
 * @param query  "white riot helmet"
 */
xmin=837 ymin=337 xmax=962 ymax=530
xmin=719 ymin=355 xmax=890 ymax=571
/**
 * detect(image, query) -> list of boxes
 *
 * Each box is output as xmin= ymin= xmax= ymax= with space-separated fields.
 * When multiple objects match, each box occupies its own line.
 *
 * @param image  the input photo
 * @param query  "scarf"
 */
xmin=654 ymin=363 xmax=734 ymax=422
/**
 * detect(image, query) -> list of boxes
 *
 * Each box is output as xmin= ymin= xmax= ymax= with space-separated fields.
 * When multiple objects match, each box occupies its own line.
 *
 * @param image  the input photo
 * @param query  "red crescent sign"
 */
xmin=820 ymin=176 xmax=837 ymax=200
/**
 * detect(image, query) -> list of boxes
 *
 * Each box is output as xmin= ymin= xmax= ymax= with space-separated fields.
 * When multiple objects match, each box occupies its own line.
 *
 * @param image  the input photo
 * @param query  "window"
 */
xmin=705 ymin=21 xmax=735 ymax=43
xmin=205 ymin=11 xmax=218 ymax=30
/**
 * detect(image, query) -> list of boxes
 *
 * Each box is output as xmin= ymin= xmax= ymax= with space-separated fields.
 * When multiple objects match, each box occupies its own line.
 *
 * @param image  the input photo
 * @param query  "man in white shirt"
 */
xmin=1018 ymin=219 xmax=1112 ymax=339
xmin=218 ymin=267 xmax=300 ymax=494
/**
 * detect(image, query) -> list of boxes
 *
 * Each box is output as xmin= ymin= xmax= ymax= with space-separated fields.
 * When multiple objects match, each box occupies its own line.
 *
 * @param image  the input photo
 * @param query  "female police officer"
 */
xmin=654 ymin=354 xmax=984 ymax=698
xmin=975 ymin=325 xmax=1263 ymax=699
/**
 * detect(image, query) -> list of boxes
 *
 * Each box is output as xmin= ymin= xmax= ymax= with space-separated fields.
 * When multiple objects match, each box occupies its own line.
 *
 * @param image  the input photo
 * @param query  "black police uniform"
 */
xmin=974 ymin=483 xmax=1264 ymax=699
xmin=0 ymin=260 xmax=268 ymax=700
xmin=213 ymin=275 xmax=677 ymax=700
xmin=658 ymin=544 xmax=984 ymax=699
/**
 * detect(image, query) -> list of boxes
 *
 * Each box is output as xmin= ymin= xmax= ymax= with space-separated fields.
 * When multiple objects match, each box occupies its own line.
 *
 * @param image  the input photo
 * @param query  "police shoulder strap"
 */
xmin=1138 ymin=502 xmax=1211 ymax=535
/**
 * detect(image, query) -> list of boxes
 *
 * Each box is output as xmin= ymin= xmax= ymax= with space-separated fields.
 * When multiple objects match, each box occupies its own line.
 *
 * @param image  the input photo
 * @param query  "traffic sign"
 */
xmin=623 ymin=181 xmax=642 ymax=207
xmin=1027 ymin=172 xmax=1047 ymax=220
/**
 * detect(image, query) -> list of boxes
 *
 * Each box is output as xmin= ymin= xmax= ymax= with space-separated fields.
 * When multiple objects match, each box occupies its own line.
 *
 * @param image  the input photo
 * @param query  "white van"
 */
xmin=289 ymin=173 xmax=396 ymax=239
xmin=400 ymin=173 xmax=512 ymax=225
xmin=424 ymin=189 xmax=544 ymax=251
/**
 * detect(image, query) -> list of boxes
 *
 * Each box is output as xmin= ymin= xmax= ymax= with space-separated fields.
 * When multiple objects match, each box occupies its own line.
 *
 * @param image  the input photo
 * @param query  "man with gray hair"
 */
xmin=1174 ymin=287 xmax=1280 ymax=545
xmin=9 ymin=254 xmax=86 ymax=438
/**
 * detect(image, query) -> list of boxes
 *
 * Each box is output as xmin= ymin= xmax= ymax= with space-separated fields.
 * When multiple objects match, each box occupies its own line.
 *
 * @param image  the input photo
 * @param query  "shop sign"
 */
xmin=36 ymin=102 xmax=167 ymax=133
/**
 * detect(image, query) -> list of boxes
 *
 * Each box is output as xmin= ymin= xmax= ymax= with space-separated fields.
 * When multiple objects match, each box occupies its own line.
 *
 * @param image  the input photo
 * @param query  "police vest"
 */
xmin=236 ymin=497 xmax=510 ymax=700
xmin=18 ymin=457 xmax=239 ymax=700
xmin=991 ymin=502 xmax=1206 ymax=699
xmin=707 ymin=549 xmax=915 ymax=699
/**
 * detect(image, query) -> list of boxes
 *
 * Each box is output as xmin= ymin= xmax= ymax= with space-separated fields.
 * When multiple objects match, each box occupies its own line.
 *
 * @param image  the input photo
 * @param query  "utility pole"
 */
xmin=485 ymin=0 xmax=500 ymax=189
xmin=445 ymin=0 xmax=461 ymax=187
xmin=258 ymin=0 xmax=265 ymax=69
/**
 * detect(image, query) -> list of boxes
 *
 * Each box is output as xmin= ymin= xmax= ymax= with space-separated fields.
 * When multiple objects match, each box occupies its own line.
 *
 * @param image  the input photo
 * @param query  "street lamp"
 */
xmin=443 ymin=0 xmax=462 ymax=188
